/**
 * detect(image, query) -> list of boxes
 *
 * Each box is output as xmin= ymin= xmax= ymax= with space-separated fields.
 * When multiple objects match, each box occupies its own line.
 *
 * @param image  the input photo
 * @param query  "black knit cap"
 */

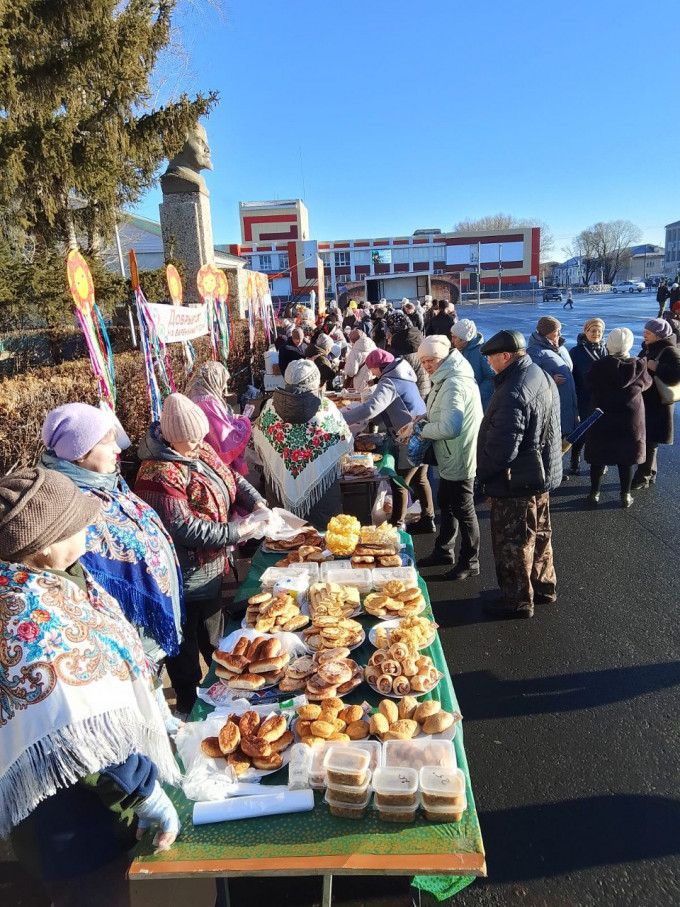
xmin=480 ymin=330 xmax=526 ymax=355
xmin=0 ymin=467 xmax=101 ymax=562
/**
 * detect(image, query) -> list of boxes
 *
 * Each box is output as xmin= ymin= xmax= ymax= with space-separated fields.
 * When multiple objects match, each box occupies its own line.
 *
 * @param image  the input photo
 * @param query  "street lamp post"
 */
xmin=498 ymin=243 xmax=502 ymax=300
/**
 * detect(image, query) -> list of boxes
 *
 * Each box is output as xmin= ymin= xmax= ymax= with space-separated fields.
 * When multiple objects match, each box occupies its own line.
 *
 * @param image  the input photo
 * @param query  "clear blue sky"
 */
xmin=134 ymin=0 xmax=678 ymax=259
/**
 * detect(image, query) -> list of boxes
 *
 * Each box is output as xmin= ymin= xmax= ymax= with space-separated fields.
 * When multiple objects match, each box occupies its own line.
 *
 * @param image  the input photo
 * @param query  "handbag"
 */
xmin=653 ymin=374 xmax=680 ymax=404
xmin=506 ymin=393 xmax=552 ymax=494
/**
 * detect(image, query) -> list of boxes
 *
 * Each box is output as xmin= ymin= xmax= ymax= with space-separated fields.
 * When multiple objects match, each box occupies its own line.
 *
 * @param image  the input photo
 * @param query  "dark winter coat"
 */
xmin=527 ymin=331 xmax=579 ymax=435
xmin=306 ymin=346 xmax=337 ymax=390
xmin=638 ymin=336 xmax=680 ymax=444
xmin=476 ymin=356 xmax=563 ymax=498
xmin=657 ymin=284 xmax=670 ymax=305
xmin=372 ymin=317 xmax=388 ymax=349
xmin=425 ymin=310 xmax=458 ymax=336
xmin=277 ymin=339 xmax=305 ymax=376
xmin=459 ymin=333 xmax=496 ymax=410
xmin=662 ymin=311 xmax=680 ymax=342
xmin=583 ymin=355 xmax=651 ymax=465
xmin=569 ymin=334 xmax=608 ymax=420
xmin=357 ymin=313 xmax=373 ymax=335
xmin=670 ymin=286 xmax=680 ymax=307
xmin=406 ymin=309 xmax=424 ymax=331
xmin=388 ymin=327 xmax=431 ymax=399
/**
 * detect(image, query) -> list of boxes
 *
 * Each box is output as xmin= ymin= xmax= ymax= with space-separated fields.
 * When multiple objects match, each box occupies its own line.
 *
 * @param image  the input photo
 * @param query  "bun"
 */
xmin=248 ymin=592 xmax=273 ymax=605
xmin=388 ymin=719 xmax=419 ymax=739
xmin=240 ymin=734 xmax=272 ymax=759
xmin=214 ymin=666 xmax=237 ymax=681
xmin=233 ymin=637 xmax=250 ymax=656
xmin=239 ymin=711 xmax=261 ymax=736
xmin=269 ymin=730 xmax=295 ymax=753
xmin=398 ymin=696 xmax=418 ymax=720
xmin=201 ymin=736 xmax=223 ymax=758
xmin=229 ymin=673 xmax=266 ymax=691
xmin=260 ymin=638 xmax=282 ymax=659
xmin=252 ymin=753 xmax=283 ymax=771
xmin=347 ymin=720 xmax=369 ymax=739
xmin=227 ymin=749 xmax=251 ymax=776
xmin=310 ymin=720 xmax=335 ymax=739
xmin=213 ymin=651 xmax=249 ymax=674
xmin=339 ymin=705 xmax=364 ymax=724
xmin=249 ymin=654 xmax=288 ymax=674
xmin=218 ymin=721 xmax=241 ymax=754
xmin=369 ymin=713 xmax=389 ymax=736
xmin=297 ymin=704 xmax=322 ymax=721
xmin=376 ymin=675 xmax=393 ymax=694
xmin=423 ymin=711 xmax=455 ymax=735
xmin=392 ymin=676 xmax=411 ymax=696
xmin=379 ymin=700 xmax=399 ymax=724
xmin=413 ymin=700 xmax=441 ymax=723
xmin=258 ymin=714 xmax=287 ymax=742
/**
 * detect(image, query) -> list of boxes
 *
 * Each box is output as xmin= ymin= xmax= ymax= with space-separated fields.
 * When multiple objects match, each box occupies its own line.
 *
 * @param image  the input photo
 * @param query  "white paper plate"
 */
xmin=367 ymin=674 xmax=442 ymax=700
xmin=217 ymin=629 xmax=308 ymax=691
xmin=302 ymin=628 xmax=366 ymax=654
xmin=368 ymin=618 xmax=436 ymax=650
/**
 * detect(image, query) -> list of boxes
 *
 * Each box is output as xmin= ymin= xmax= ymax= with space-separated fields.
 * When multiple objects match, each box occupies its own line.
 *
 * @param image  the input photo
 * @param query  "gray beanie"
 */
xmin=0 ymin=467 xmax=101 ymax=562
xmin=315 ymin=333 xmax=333 ymax=352
xmin=606 ymin=327 xmax=634 ymax=358
xmin=284 ymin=359 xmax=321 ymax=392
xmin=451 ymin=318 xmax=476 ymax=343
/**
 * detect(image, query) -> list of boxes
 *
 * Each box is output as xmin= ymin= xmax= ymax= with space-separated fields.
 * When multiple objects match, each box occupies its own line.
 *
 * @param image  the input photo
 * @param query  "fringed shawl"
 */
xmin=253 ymin=396 xmax=353 ymax=517
xmin=0 ymin=563 xmax=179 ymax=837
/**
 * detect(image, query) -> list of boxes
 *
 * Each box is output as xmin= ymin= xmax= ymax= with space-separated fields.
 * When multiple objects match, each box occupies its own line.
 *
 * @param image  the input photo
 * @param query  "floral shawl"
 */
xmin=0 ymin=562 xmax=179 ymax=837
xmin=41 ymin=453 xmax=184 ymax=660
xmin=253 ymin=396 xmax=353 ymax=516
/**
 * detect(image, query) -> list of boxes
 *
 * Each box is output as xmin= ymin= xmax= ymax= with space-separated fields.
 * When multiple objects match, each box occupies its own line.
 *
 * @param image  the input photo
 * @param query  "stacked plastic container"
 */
xmin=323 ymin=748 xmax=373 ymax=819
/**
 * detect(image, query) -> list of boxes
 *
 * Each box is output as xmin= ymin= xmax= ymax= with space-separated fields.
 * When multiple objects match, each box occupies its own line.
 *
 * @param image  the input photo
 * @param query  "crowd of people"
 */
xmin=2 ymin=288 xmax=679 ymax=905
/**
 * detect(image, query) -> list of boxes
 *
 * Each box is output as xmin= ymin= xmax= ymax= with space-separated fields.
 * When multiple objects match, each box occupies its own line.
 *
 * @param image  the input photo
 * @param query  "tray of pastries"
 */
xmin=278 ymin=649 xmax=363 ymax=699
xmin=364 ymin=645 xmax=443 ymax=699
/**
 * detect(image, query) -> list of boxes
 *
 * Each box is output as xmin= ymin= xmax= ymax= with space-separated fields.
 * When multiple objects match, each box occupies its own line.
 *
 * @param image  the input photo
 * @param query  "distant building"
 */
xmin=226 ymin=199 xmax=540 ymax=303
xmin=104 ymin=213 xmax=245 ymax=279
xmin=664 ymin=221 xmax=680 ymax=278
xmin=621 ymin=244 xmax=665 ymax=282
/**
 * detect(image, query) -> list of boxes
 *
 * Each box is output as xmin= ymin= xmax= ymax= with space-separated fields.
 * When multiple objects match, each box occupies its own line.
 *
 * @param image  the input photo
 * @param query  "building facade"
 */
xmin=664 ymin=221 xmax=680 ymax=279
xmin=226 ymin=200 xmax=541 ymax=303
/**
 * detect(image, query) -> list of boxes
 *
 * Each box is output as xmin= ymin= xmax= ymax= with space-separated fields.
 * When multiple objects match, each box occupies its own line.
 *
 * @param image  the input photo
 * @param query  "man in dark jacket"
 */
xmin=476 ymin=330 xmax=563 ymax=619
xmin=656 ymin=281 xmax=670 ymax=316
xmin=278 ymin=327 xmax=306 ymax=375
xmin=425 ymin=299 xmax=458 ymax=336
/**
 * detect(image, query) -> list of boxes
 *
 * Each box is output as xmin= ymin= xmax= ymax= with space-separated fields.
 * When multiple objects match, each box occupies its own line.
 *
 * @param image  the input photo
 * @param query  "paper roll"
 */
xmin=193 ymin=789 xmax=315 ymax=825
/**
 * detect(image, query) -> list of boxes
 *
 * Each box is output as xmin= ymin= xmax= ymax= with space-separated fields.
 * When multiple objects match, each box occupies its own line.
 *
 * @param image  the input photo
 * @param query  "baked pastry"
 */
xmin=201 ymin=736 xmax=223 ymax=759
xmin=239 ymin=710 xmax=261 ymax=736
xmin=423 ymin=711 xmax=455 ymax=735
xmin=297 ymin=703 xmax=322 ymax=721
xmin=413 ymin=700 xmax=441 ymax=722
xmin=218 ymin=721 xmax=241 ymax=755
xmin=229 ymin=672 xmax=267 ymax=691
xmin=398 ymin=695 xmax=418 ymax=720
xmin=392 ymin=675 xmax=411 ymax=696
xmin=269 ymin=730 xmax=295 ymax=753
xmin=213 ymin=650 xmax=249 ymax=674
xmin=258 ymin=714 xmax=287 ymax=742
xmin=252 ymin=753 xmax=283 ymax=771
xmin=379 ymin=699 xmax=399 ymax=724
xmin=249 ymin=654 xmax=288 ymax=674
xmin=240 ymin=734 xmax=272 ymax=759
xmin=227 ymin=749 xmax=251 ymax=776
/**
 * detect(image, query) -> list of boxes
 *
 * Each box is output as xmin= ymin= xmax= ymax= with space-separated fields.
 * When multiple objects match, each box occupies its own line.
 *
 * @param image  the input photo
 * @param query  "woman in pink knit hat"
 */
xmin=134 ymin=394 xmax=270 ymax=716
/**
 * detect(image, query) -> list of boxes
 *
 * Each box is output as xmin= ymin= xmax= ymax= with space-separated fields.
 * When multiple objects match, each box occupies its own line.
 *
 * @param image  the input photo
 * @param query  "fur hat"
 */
xmin=451 ymin=318 xmax=477 ymax=343
xmin=0 ymin=467 xmax=101 ymax=562
xmin=418 ymin=335 xmax=452 ymax=360
xmin=537 ymin=316 xmax=561 ymax=337
xmin=160 ymin=393 xmax=209 ymax=444
xmin=607 ymin=327 xmax=634 ymax=357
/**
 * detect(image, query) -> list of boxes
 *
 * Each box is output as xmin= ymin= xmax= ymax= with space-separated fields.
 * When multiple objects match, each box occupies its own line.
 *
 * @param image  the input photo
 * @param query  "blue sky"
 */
xmin=134 ymin=0 xmax=678 ymax=259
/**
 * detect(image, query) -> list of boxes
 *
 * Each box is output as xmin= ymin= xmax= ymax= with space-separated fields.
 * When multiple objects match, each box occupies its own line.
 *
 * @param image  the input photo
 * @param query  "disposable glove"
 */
xmin=135 ymin=782 xmax=181 ymax=852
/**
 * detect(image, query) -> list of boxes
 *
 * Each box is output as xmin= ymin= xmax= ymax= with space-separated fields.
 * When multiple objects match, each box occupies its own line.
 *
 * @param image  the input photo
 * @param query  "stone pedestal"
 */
xmin=159 ymin=192 xmax=214 ymax=304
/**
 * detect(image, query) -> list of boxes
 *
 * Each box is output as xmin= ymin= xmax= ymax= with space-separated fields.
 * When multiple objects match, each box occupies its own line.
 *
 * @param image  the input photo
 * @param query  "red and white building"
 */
xmin=223 ymin=200 xmax=540 ymax=304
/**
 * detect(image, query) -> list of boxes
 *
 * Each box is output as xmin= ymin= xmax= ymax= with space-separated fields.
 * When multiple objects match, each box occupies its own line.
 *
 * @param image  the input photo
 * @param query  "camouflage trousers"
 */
xmin=489 ymin=492 xmax=557 ymax=610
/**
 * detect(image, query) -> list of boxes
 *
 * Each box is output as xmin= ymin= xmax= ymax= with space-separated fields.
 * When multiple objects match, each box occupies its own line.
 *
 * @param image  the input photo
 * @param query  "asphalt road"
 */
xmin=3 ymin=292 xmax=679 ymax=907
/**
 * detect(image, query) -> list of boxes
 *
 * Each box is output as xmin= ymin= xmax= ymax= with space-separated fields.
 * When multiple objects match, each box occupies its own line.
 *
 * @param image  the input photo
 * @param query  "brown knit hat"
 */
xmin=160 ymin=393 xmax=209 ymax=443
xmin=0 ymin=467 xmax=101 ymax=562
xmin=537 ymin=316 xmax=561 ymax=337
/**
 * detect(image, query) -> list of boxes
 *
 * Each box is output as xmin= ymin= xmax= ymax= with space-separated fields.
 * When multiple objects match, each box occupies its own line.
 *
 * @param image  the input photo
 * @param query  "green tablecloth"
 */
xmin=132 ymin=533 xmax=485 ymax=895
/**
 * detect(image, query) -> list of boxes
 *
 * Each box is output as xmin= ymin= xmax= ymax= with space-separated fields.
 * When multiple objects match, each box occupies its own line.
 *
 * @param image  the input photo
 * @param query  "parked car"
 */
xmin=611 ymin=281 xmax=645 ymax=293
xmin=543 ymin=287 xmax=563 ymax=302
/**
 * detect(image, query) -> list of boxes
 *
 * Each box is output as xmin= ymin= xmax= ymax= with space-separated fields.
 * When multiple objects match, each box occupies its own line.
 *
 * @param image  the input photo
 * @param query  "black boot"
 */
xmin=409 ymin=515 xmax=436 ymax=535
xmin=417 ymin=548 xmax=454 ymax=568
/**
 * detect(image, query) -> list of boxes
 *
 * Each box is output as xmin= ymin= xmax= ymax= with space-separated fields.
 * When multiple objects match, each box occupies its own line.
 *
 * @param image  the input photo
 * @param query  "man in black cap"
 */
xmin=476 ymin=330 xmax=563 ymax=618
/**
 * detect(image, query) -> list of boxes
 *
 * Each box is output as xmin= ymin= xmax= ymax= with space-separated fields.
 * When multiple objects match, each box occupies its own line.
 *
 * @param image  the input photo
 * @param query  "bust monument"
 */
xmin=160 ymin=123 xmax=214 ymax=197
xmin=159 ymin=120 xmax=216 ymax=303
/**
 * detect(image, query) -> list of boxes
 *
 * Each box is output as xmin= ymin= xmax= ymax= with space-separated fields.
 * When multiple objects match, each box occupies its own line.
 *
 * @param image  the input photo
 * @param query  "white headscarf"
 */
xmin=606 ymin=327 xmax=634 ymax=358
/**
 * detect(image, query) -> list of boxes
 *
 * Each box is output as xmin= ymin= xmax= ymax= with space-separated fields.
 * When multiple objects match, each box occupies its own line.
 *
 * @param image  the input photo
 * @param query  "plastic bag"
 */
xmin=371 ymin=480 xmax=393 ymax=525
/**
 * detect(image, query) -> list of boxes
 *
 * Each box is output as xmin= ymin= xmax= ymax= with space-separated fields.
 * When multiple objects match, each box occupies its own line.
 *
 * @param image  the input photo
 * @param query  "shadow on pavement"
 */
xmin=453 ymin=662 xmax=680 ymax=719
xmin=476 ymin=794 xmax=680 ymax=884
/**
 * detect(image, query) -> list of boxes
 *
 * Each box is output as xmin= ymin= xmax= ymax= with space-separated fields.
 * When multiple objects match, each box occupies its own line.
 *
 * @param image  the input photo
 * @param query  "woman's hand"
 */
xmin=553 ymin=374 xmax=566 ymax=386
xmin=647 ymin=359 xmax=657 ymax=372
xmin=253 ymin=501 xmax=269 ymax=512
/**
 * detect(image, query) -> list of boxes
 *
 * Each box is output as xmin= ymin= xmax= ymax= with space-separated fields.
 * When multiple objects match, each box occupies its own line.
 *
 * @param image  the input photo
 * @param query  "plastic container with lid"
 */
xmin=372 ymin=566 xmax=418 ymax=591
xmin=384 ymin=737 xmax=456 ymax=771
xmin=372 ymin=766 xmax=418 ymax=808
xmin=320 ymin=559 xmax=352 ymax=579
xmin=374 ymin=799 xmax=419 ymax=823
xmin=260 ymin=563 xmax=319 ymax=587
xmin=324 ymin=745 xmax=371 ymax=787
xmin=324 ymin=567 xmax=373 ymax=594
xmin=324 ymin=788 xmax=372 ymax=820
xmin=422 ymin=795 xmax=467 ymax=823
xmin=308 ymin=740 xmax=382 ymax=789
xmin=326 ymin=769 xmax=372 ymax=804
xmin=419 ymin=766 xmax=466 ymax=807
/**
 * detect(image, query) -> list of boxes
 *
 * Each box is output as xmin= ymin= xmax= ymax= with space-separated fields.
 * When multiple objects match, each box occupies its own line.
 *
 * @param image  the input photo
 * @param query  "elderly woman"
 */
xmin=188 ymin=362 xmax=251 ymax=475
xmin=306 ymin=331 xmax=337 ymax=390
xmin=584 ymin=328 xmax=652 ymax=508
xmin=0 ymin=468 xmax=180 ymax=907
xmin=527 ymin=316 xmax=579 ymax=437
xmin=632 ymin=318 xmax=680 ymax=489
xmin=41 ymin=403 xmax=183 ymax=665
xmin=386 ymin=309 xmax=430 ymax=400
xmin=343 ymin=328 xmax=376 ymax=393
xmin=134 ymin=393 xmax=268 ymax=716
xmin=344 ymin=348 xmax=433 ymax=532
xmin=414 ymin=335 xmax=483 ymax=576
xmin=568 ymin=318 xmax=607 ymax=475
xmin=450 ymin=318 xmax=495 ymax=410
xmin=253 ymin=360 xmax=353 ymax=528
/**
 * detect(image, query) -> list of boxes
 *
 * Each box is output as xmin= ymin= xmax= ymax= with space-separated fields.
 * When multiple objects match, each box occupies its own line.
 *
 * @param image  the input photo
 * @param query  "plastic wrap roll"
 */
xmin=193 ymin=789 xmax=314 ymax=825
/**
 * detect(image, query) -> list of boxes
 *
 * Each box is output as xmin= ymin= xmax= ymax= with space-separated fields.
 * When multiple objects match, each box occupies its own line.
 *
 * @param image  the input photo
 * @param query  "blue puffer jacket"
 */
xmin=527 ymin=331 xmax=579 ymax=435
xmin=476 ymin=356 xmax=563 ymax=497
xmin=460 ymin=333 xmax=496 ymax=410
